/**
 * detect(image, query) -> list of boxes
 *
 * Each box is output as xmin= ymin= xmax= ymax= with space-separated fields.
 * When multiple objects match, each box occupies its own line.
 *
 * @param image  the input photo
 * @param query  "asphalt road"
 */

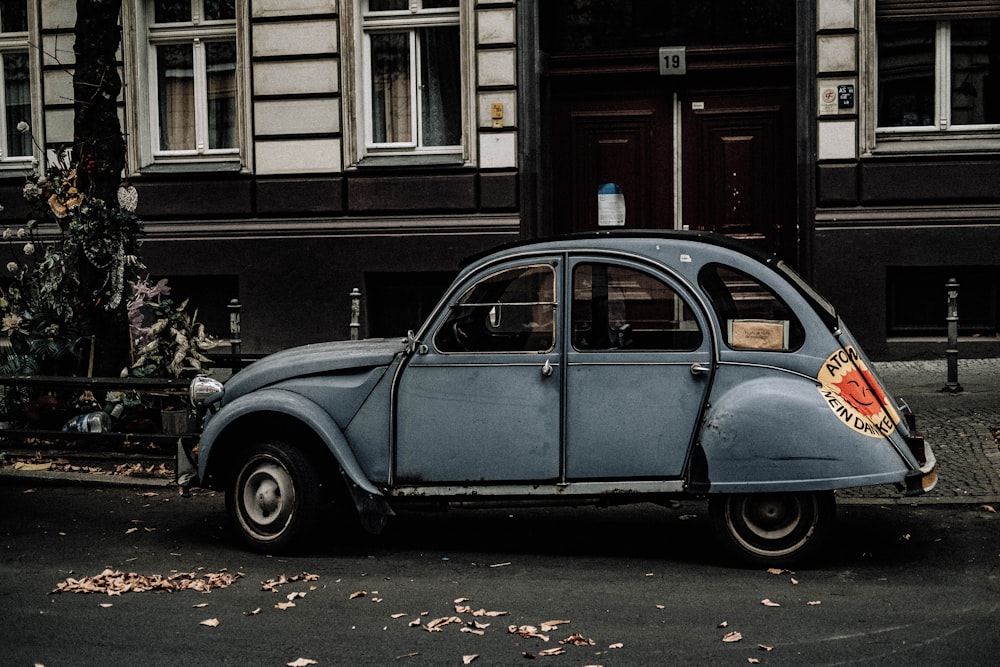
xmin=2 ymin=480 xmax=999 ymax=666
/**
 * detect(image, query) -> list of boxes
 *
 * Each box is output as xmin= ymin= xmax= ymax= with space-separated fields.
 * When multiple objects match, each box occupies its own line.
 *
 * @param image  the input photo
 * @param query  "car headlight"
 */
xmin=189 ymin=375 xmax=224 ymax=408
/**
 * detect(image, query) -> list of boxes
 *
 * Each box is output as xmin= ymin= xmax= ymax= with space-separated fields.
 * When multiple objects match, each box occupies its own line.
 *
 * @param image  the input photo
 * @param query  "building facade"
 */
xmin=0 ymin=0 xmax=996 ymax=358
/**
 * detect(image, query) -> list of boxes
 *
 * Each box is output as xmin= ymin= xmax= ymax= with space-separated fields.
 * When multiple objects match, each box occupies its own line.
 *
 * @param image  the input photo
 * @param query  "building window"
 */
xmin=874 ymin=1 xmax=1000 ymax=146
xmin=0 ymin=0 xmax=32 ymax=165
xmin=346 ymin=0 xmax=470 ymax=166
xmin=126 ymin=0 xmax=247 ymax=171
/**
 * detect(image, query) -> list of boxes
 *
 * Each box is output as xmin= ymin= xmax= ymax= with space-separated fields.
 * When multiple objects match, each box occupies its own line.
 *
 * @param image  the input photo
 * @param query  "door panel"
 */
xmin=564 ymin=260 xmax=712 ymax=480
xmin=552 ymin=96 xmax=674 ymax=233
xmin=394 ymin=262 xmax=561 ymax=484
xmin=681 ymin=91 xmax=796 ymax=260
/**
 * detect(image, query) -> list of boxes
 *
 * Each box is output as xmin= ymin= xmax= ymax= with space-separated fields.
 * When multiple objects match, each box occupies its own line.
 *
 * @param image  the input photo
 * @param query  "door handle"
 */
xmin=541 ymin=359 xmax=554 ymax=377
xmin=690 ymin=363 xmax=711 ymax=376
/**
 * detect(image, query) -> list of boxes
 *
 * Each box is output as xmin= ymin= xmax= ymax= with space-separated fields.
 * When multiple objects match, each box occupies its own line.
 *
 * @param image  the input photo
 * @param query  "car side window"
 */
xmin=434 ymin=264 xmax=556 ymax=353
xmin=572 ymin=263 xmax=702 ymax=351
xmin=698 ymin=264 xmax=805 ymax=351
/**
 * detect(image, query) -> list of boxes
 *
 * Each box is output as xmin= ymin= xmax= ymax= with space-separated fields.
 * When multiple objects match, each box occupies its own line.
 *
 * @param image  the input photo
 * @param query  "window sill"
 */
xmin=138 ymin=159 xmax=245 ymax=175
xmin=354 ymin=154 xmax=467 ymax=169
xmin=870 ymin=134 xmax=1000 ymax=156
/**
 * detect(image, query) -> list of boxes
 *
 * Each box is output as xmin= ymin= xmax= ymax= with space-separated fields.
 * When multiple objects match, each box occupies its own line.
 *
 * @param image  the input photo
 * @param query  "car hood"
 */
xmin=221 ymin=338 xmax=406 ymax=403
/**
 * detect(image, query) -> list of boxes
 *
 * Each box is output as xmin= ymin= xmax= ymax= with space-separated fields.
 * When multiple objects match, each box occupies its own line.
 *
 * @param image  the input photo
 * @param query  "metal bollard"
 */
xmin=229 ymin=298 xmax=242 ymax=371
xmin=942 ymin=278 xmax=963 ymax=393
xmin=349 ymin=288 xmax=362 ymax=341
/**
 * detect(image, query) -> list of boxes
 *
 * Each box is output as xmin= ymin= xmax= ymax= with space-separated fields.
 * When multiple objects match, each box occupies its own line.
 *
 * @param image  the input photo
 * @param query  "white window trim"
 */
xmin=0 ymin=0 xmax=41 ymax=171
xmin=862 ymin=0 xmax=1000 ymax=155
xmin=122 ymin=0 xmax=251 ymax=174
xmin=341 ymin=0 xmax=476 ymax=169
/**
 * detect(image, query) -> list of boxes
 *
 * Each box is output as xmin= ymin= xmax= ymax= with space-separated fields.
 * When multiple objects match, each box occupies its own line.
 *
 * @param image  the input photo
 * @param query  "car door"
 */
xmin=564 ymin=257 xmax=713 ymax=479
xmin=394 ymin=260 xmax=562 ymax=484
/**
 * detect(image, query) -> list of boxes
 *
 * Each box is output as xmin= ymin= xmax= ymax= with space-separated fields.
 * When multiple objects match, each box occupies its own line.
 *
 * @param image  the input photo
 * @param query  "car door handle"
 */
xmin=541 ymin=359 xmax=554 ymax=377
xmin=690 ymin=363 xmax=712 ymax=376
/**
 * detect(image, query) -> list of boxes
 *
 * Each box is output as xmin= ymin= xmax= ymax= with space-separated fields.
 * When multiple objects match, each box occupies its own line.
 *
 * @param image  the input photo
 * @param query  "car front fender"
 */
xmin=698 ymin=374 xmax=911 ymax=493
xmin=199 ymin=387 xmax=382 ymax=498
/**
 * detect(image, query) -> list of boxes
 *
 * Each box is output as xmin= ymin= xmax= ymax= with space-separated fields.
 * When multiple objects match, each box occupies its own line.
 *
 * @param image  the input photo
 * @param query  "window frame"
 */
xmin=342 ymin=0 xmax=475 ymax=168
xmin=0 ymin=0 xmax=40 ymax=171
xmin=122 ymin=0 xmax=250 ymax=173
xmin=863 ymin=0 xmax=1000 ymax=153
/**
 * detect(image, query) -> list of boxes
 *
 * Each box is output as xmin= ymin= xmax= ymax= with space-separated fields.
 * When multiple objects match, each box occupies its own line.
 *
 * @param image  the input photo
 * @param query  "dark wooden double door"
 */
xmin=551 ymin=86 xmax=796 ymax=262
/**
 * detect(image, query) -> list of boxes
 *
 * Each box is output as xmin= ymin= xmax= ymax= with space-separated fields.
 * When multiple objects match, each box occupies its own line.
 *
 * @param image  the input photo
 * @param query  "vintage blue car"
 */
xmin=182 ymin=232 xmax=937 ymax=565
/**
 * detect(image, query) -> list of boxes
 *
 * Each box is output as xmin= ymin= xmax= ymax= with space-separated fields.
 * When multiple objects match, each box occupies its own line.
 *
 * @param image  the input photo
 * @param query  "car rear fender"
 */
xmin=698 ymin=373 xmax=911 ymax=493
xmin=200 ymin=388 xmax=389 ymax=524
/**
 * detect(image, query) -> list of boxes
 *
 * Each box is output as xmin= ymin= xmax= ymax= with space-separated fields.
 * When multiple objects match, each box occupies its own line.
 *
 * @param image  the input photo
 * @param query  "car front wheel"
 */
xmin=227 ymin=441 xmax=320 ymax=552
xmin=709 ymin=491 xmax=835 ymax=567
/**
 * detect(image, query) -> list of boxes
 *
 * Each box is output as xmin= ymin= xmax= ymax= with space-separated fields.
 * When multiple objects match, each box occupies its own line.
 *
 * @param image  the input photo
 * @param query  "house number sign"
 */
xmin=658 ymin=47 xmax=686 ymax=76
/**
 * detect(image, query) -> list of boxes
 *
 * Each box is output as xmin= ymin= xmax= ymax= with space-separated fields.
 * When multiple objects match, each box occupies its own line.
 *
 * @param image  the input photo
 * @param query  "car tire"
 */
xmin=709 ymin=491 xmax=835 ymax=567
xmin=227 ymin=441 xmax=320 ymax=553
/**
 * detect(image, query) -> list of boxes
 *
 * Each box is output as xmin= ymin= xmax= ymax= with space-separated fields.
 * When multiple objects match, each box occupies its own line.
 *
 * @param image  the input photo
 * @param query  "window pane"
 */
xmin=368 ymin=0 xmax=407 ymax=11
xmin=3 ymin=51 xmax=30 ymax=157
xmin=878 ymin=21 xmax=936 ymax=127
xmin=154 ymin=0 xmax=191 ymax=24
xmin=422 ymin=0 xmax=460 ymax=8
xmin=370 ymin=32 xmax=411 ymax=143
xmin=699 ymin=264 xmax=804 ymax=351
xmin=419 ymin=26 xmax=461 ymax=146
xmin=204 ymin=0 xmax=235 ymax=21
xmin=156 ymin=43 xmax=195 ymax=150
xmin=436 ymin=265 xmax=556 ymax=353
xmin=206 ymin=41 xmax=236 ymax=149
xmin=0 ymin=0 xmax=28 ymax=32
xmin=951 ymin=20 xmax=1000 ymax=125
xmin=573 ymin=264 xmax=702 ymax=351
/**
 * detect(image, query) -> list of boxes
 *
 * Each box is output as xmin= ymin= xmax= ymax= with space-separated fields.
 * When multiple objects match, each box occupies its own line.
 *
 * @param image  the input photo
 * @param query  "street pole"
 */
xmin=942 ymin=278 xmax=963 ymax=393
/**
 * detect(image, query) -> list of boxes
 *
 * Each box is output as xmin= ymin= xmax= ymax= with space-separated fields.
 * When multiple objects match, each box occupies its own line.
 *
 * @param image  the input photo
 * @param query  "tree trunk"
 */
xmin=73 ymin=0 xmax=129 ymax=376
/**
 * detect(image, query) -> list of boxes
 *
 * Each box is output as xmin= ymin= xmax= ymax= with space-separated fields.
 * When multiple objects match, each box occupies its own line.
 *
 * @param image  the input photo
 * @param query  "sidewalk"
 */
xmin=2 ymin=358 xmax=998 ymax=504
xmin=850 ymin=357 xmax=1000 ymax=504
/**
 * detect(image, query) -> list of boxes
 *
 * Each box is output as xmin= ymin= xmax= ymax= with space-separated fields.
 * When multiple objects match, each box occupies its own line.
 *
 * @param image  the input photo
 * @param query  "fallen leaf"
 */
xmin=287 ymin=659 xmax=318 ymax=667
xmin=408 ymin=618 xmax=422 ymax=627
xmin=199 ymin=618 xmax=220 ymax=627
xmin=454 ymin=597 xmax=470 ymax=604
xmin=245 ymin=608 xmax=262 ymax=616
xmin=748 ymin=659 xmax=760 ymax=664
xmin=722 ymin=631 xmax=743 ymax=643
xmin=808 ymin=600 xmax=822 ymax=606
xmin=767 ymin=567 xmax=794 ymax=575
xmin=99 ymin=603 xmax=113 ymax=608
xmin=540 ymin=620 xmax=570 ymax=632
xmin=425 ymin=616 xmax=462 ymax=632
xmin=982 ymin=505 xmax=996 ymax=513
xmin=349 ymin=591 xmax=366 ymax=600
xmin=274 ymin=601 xmax=296 ymax=611
xmin=559 ymin=633 xmax=595 ymax=646
xmin=609 ymin=642 xmax=624 ymax=649
xmin=461 ymin=626 xmax=485 ymax=636
xmin=758 ymin=644 xmax=774 ymax=651
xmin=390 ymin=613 xmax=407 ymax=619
xmin=193 ymin=603 xmax=209 ymax=608
xmin=761 ymin=599 xmax=780 ymax=607
xmin=791 ymin=578 xmax=799 ymax=585
xmin=463 ymin=656 xmax=478 ymax=665
xmin=508 ymin=625 xmax=549 ymax=641
xmin=287 ymin=591 xmax=306 ymax=601
xmin=538 ymin=648 xmax=566 ymax=656
xmin=718 ymin=621 xmax=729 ymax=628
xmin=125 ymin=527 xmax=139 ymax=535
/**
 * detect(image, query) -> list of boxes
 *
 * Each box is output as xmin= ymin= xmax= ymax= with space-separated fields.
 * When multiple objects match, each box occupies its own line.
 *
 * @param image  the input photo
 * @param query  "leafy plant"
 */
xmin=128 ymin=277 xmax=218 ymax=378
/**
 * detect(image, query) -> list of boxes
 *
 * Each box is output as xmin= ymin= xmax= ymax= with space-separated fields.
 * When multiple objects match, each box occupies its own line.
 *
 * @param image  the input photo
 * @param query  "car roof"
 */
xmin=460 ymin=230 xmax=839 ymax=331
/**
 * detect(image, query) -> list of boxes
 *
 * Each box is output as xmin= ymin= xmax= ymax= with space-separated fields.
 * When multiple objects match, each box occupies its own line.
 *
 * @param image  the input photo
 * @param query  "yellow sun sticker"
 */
xmin=817 ymin=346 xmax=899 ymax=438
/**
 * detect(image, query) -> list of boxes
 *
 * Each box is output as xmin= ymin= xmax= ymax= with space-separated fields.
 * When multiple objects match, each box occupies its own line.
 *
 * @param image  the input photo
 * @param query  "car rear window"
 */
xmin=699 ymin=264 xmax=805 ymax=351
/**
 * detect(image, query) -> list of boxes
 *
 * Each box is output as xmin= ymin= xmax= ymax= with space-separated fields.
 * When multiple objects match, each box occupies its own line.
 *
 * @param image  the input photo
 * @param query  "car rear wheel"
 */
xmin=709 ymin=491 xmax=835 ymax=567
xmin=227 ymin=441 xmax=320 ymax=552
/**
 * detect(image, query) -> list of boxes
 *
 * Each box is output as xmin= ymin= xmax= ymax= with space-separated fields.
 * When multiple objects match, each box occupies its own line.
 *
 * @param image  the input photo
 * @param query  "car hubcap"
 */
xmin=241 ymin=460 xmax=294 ymax=534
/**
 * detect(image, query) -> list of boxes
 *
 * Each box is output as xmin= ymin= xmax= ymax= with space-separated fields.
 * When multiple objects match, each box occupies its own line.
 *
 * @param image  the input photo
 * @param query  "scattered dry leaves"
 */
xmin=52 ymin=569 xmax=242 ymax=595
